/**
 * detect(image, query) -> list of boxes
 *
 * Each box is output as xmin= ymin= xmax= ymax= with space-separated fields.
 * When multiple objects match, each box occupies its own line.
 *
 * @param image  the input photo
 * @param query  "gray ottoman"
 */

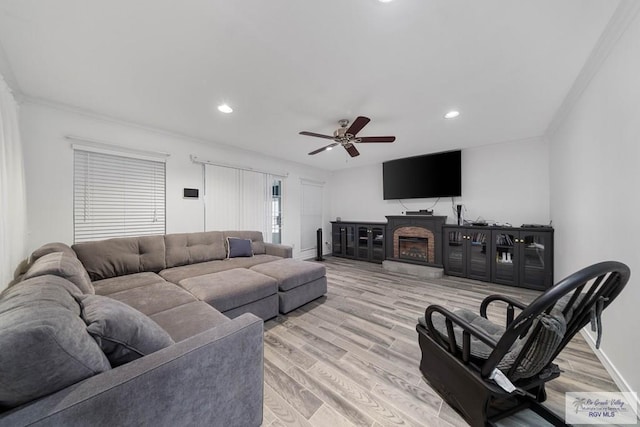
xmin=250 ymin=259 xmax=327 ymax=314
xmin=179 ymin=268 xmax=278 ymax=320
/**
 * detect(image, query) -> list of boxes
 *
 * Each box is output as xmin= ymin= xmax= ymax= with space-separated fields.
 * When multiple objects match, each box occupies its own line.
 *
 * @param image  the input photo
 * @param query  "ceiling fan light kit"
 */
xmin=300 ymin=116 xmax=396 ymax=158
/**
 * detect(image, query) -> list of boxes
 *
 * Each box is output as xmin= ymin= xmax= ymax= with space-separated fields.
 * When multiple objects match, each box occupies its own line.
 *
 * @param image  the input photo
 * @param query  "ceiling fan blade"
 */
xmin=308 ymin=142 xmax=339 ymax=155
xmin=358 ymin=136 xmax=396 ymax=143
xmin=344 ymin=143 xmax=360 ymax=157
xmin=299 ymin=131 xmax=335 ymax=140
xmin=346 ymin=116 xmax=370 ymax=136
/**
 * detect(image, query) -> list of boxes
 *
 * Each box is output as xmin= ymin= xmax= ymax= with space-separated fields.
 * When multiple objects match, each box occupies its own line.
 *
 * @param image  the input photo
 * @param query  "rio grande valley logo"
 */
xmin=566 ymin=392 xmax=637 ymax=424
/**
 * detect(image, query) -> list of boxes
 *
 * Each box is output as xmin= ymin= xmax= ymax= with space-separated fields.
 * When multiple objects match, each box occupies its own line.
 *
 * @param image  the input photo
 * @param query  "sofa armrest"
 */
xmin=264 ymin=243 xmax=292 ymax=258
xmin=0 ymin=313 xmax=264 ymax=427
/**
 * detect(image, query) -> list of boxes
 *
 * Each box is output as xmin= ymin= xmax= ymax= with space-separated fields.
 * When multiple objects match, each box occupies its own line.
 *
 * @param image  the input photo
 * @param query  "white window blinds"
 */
xmin=73 ymin=149 xmax=166 ymax=243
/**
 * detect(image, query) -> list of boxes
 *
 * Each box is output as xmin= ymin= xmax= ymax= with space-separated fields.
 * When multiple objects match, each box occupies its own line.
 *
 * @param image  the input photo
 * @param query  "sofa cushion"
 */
xmin=250 ymin=259 xmax=326 ymax=291
xmin=422 ymin=307 xmax=566 ymax=381
xmin=0 ymin=276 xmax=111 ymax=408
xmin=158 ymin=254 xmax=282 ymax=284
xmin=165 ymin=231 xmax=226 ymax=268
xmin=23 ymin=252 xmax=94 ymax=294
xmin=73 ymin=235 xmax=166 ymax=281
xmin=105 ymin=281 xmax=197 ymax=316
xmin=179 ymin=268 xmax=278 ymax=313
xmin=29 ymin=242 xmax=76 ymax=263
xmin=93 ymin=272 xmax=168 ymax=296
xmin=223 ymin=231 xmax=266 ymax=255
xmin=78 ymin=294 xmax=175 ymax=367
xmin=226 ymin=237 xmax=253 ymax=258
xmin=150 ymin=301 xmax=230 ymax=342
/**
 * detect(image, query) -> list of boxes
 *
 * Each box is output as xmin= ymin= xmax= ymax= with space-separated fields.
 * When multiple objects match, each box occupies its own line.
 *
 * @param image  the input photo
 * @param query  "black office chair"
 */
xmin=416 ymin=261 xmax=630 ymax=427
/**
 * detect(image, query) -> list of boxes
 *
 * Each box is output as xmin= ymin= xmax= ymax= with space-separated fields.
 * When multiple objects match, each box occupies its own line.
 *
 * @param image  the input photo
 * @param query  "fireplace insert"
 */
xmin=399 ymin=236 xmax=429 ymax=262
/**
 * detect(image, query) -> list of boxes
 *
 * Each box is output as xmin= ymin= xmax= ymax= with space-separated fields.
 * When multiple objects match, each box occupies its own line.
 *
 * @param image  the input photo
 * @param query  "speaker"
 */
xmin=457 ymin=204 xmax=463 ymax=225
xmin=316 ymin=228 xmax=324 ymax=261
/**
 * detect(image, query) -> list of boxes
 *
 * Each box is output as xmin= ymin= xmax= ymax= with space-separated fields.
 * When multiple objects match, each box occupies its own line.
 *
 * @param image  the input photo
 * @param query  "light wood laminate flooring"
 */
xmin=262 ymin=257 xmax=626 ymax=426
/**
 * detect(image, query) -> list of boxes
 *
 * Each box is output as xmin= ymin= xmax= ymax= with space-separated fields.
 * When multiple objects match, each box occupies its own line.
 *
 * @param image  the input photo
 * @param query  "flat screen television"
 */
xmin=382 ymin=150 xmax=461 ymax=200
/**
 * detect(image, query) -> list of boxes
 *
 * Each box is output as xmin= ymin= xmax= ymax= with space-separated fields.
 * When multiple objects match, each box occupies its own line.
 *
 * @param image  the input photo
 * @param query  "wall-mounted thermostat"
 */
xmin=183 ymin=188 xmax=199 ymax=199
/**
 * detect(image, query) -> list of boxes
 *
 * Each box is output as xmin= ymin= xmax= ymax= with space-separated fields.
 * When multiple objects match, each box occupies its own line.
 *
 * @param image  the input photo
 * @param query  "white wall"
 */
xmin=548 ymin=11 xmax=640 ymax=397
xmin=20 ymin=101 xmax=331 ymax=259
xmin=328 ymin=137 xmax=550 ymax=227
xmin=0 ymin=43 xmax=18 ymax=93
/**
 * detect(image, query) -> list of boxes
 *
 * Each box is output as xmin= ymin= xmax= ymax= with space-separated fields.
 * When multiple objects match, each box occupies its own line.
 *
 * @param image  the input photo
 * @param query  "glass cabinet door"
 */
xmin=493 ymin=231 xmax=517 ymax=285
xmin=467 ymin=230 xmax=490 ymax=281
xmin=520 ymin=232 xmax=550 ymax=289
xmin=345 ymin=225 xmax=356 ymax=257
xmin=445 ymin=229 xmax=465 ymax=276
xmin=357 ymin=226 xmax=370 ymax=259
xmin=371 ymin=226 xmax=385 ymax=262
xmin=332 ymin=225 xmax=343 ymax=255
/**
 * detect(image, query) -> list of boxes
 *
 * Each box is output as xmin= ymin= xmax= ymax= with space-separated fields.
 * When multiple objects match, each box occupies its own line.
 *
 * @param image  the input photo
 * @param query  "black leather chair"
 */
xmin=416 ymin=261 xmax=630 ymax=427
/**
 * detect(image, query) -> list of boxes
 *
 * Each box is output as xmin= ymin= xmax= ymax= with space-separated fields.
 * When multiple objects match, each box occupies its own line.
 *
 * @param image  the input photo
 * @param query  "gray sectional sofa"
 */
xmin=0 ymin=230 xmax=327 ymax=426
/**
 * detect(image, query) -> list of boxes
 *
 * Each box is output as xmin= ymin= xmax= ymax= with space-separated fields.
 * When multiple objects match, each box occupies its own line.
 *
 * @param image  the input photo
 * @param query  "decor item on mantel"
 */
xmin=383 ymin=215 xmax=447 ymax=280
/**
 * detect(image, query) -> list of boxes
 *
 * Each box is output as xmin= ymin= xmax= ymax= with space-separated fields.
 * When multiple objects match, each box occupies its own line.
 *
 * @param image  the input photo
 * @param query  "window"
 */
xmin=271 ymin=180 xmax=282 ymax=244
xmin=73 ymin=148 xmax=166 ymax=243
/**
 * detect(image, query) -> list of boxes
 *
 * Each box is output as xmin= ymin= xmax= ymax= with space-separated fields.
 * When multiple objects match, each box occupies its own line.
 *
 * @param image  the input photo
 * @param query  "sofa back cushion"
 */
xmin=13 ymin=242 xmax=78 ymax=282
xmin=164 ymin=231 xmax=226 ymax=268
xmin=29 ymin=242 xmax=76 ymax=263
xmin=73 ymin=235 xmax=166 ymax=281
xmin=23 ymin=252 xmax=95 ymax=294
xmin=0 ymin=276 xmax=111 ymax=408
xmin=223 ymin=231 xmax=265 ymax=255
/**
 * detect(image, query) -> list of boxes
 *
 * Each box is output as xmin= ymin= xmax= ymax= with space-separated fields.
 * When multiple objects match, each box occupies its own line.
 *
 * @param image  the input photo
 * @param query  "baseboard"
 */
xmin=294 ymin=250 xmax=331 ymax=261
xmin=580 ymin=329 xmax=639 ymax=417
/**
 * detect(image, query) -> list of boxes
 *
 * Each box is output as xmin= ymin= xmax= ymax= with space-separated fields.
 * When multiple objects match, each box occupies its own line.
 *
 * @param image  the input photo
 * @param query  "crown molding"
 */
xmin=546 ymin=0 xmax=640 ymax=136
xmin=20 ymin=95 xmax=322 ymax=173
xmin=19 ymin=94 xmax=213 ymax=143
xmin=20 ymin=94 xmax=263 ymax=155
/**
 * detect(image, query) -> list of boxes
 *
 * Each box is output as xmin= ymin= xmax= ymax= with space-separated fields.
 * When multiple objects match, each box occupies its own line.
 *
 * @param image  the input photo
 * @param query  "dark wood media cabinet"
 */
xmin=331 ymin=221 xmax=386 ymax=263
xmin=443 ymin=225 xmax=553 ymax=290
xmin=331 ymin=219 xmax=554 ymax=290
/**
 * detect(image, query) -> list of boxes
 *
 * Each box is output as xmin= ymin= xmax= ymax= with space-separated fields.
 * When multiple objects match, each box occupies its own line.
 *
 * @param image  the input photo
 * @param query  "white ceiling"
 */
xmin=0 ymin=0 xmax=619 ymax=171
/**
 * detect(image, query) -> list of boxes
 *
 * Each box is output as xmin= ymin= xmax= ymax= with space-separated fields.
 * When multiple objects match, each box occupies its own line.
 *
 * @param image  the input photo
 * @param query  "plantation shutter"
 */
xmin=73 ymin=149 xmax=166 ymax=243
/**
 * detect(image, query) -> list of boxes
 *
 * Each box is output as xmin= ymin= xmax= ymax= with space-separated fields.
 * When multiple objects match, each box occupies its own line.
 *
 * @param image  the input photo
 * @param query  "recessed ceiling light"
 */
xmin=444 ymin=110 xmax=460 ymax=119
xmin=326 ymin=146 xmax=333 ymax=151
xmin=217 ymin=103 xmax=233 ymax=114
xmin=379 ymin=0 xmax=393 ymax=2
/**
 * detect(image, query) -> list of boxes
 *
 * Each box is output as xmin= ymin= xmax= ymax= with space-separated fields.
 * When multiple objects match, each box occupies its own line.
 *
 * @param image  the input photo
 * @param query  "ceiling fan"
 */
xmin=300 ymin=116 xmax=396 ymax=157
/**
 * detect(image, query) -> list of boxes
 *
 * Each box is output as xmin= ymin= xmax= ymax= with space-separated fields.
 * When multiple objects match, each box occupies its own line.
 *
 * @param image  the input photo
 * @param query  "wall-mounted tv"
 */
xmin=382 ymin=150 xmax=461 ymax=200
